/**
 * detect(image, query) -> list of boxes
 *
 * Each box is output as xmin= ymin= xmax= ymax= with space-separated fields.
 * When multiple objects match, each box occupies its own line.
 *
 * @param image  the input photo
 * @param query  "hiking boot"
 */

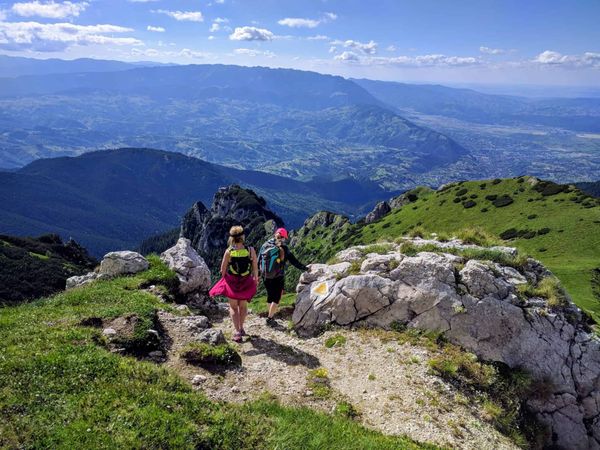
xmin=239 ymin=328 xmax=247 ymax=337
xmin=232 ymin=332 xmax=242 ymax=343
xmin=266 ymin=317 xmax=276 ymax=327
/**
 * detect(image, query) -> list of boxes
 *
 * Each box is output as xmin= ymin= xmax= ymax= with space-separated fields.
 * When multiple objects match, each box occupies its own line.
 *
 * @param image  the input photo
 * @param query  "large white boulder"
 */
xmin=99 ymin=251 xmax=149 ymax=277
xmin=293 ymin=241 xmax=600 ymax=450
xmin=161 ymin=238 xmax=211 ymax=295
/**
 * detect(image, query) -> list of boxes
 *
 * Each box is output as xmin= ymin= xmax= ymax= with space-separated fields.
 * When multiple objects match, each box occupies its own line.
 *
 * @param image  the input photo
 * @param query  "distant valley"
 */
xmin=0 ymin=58 xmax=598 ymax=189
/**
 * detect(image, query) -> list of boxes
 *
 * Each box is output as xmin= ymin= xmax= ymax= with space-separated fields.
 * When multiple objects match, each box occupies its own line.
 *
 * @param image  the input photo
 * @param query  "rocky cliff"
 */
xmin=293 ymin=238 xmax=600 ymax=449
xmin=181 ymin=185 xmax=284 ymax=272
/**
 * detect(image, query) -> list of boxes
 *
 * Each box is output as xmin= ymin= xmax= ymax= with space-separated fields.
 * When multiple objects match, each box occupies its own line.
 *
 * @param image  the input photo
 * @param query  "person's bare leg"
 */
xmin=228 ymin=299 xmax=240 ymax=332
xmin=268 ymin=302 xmax=278 ymax=319
xmin=239 ymin=301 xmax=248 ymax=331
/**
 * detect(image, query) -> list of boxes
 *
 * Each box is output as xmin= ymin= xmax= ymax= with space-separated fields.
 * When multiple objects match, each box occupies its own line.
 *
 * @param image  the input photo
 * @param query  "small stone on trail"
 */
xmin=102 ymin=328 xmax=117 ymax=336
xmin=231 ymin=386 xmax=240 ymax=393
xmin=192 ymin=375 xmax=207 ymax=385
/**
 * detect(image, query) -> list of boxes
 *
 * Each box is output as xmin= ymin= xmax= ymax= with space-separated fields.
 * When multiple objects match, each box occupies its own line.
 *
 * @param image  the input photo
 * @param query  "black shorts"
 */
xmin=264 ymin=276 xmax=285 ymax=304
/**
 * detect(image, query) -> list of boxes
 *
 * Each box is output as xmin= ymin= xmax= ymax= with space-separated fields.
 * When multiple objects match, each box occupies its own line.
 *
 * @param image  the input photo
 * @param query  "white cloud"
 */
xmin=331 ymin=39 xmax=377 ymax=55
xmin=215 ymin=0 xmax=225 ymax=3
xmin=131 ymin=47 xmax=210 ymax=59
xmin=480 ymin=46 xmax=506 ymax=55
xmin=234 ymin=48 xmax=275 ymax=58
xmin=229 ymin=26 xmax=273 ymax=41
xmin=278 ymin=18 xmax=320 ymax=28
xmin=386 ymin=45 xmax=396 ymax=52
xmin=11 ymin=1 xmax=88 ymax=19
xmin=533 ymin=50 xmax=570 ymax=64
xmin=328 ymin=46 xmax=336 ymax=53
xmin=334 ymin=51 xmax=359 ymax=61
xmin=533 ymin=50 xmax=600 ymax=68
xmin=147 ymin=25 xmax=165 ymax=32
xmin=209 ymin=23 xmax=220 ymax=32
xmin=277 ymin=12 xmax=337 ymax=28
xmin=307 ymin=34 xmax=328 ymax=41
xmin=208 ymin=35 xmax=215 ymax=40
xmin=153 ymin=9 xmax=203 ymax=22
xmin=214 ymin=17 xmax=228 ymax=23
xmin=334 ymin=51 xmax=481 ymax=67
xmin=0 ymin=21 xmax=142 ymax=52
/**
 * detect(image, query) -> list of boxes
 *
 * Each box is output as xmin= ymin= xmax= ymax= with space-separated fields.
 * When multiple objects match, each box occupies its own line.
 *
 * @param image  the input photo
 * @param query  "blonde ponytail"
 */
xmin=228 ymin=225 xmax=245 ymax=247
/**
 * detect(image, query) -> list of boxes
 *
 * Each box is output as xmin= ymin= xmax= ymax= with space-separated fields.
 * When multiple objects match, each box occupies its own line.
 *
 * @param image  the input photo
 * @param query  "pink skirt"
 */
xmin=209 ymin=273 xmax=257 ymax=301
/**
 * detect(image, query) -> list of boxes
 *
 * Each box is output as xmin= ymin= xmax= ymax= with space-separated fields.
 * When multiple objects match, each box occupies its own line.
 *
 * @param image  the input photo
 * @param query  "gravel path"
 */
xmin=159 ymin=308 xmax=518 ymax=450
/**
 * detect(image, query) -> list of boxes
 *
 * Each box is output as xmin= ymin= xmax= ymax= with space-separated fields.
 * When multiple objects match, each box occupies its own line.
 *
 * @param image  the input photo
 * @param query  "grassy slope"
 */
xmin=358 ymin=178 xmax=600 ymax=320
xmin=0 ymin=257 xmax=436 ymax=450
xmin=291 ymin=177 xmax=600 ymax=321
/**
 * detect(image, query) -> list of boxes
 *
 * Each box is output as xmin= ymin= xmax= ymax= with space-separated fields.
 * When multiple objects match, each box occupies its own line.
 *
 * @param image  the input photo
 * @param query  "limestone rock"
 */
xmin=161 ymin=238 xmax=211 ymax=294
xmin=99 ymin=251 xmax=149 ymax=277
xmin=196 ymin=328 xmax=226 ymax=346
xmin=293 ymin=240 xmax=600 ymax=449
xmin=364 ymin=201 xmax=391 ymax=224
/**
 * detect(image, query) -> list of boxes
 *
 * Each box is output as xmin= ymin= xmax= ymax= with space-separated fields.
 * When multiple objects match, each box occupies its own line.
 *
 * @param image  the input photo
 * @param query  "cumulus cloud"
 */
xmin=152 ymin=9 xmax=203 ymax=22
xmin=209 ymin=23 xmax=220 ymax=32
xmin=533 ymin=50 xmax=600 ymax=68
xmin=277 ymin=12 xmax=337 ymax=28
xmin=11 ymin=1 xmax=88 ymax=19
xmin=0 ymin=21 xmax=142 ymax=52
xmin=234 ymin=48 xmax=275 ymax=58
xmin=331 ymin=39 xmax=377 ymax=55
xmin=229 ymin=26 xmax=273 ymax=41
xmin=147 ymin=25 xmax=165 ymax=32
xmin=334 ymin=51 xmax=359 ymax=61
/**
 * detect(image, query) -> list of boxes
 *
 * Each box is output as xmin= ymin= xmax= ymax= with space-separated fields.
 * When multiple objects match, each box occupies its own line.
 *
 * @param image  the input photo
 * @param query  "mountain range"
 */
xmin=0 ymin=148 xmax=392 ymax=256
xmin=0 ymin=60 xmax=469 ymax=189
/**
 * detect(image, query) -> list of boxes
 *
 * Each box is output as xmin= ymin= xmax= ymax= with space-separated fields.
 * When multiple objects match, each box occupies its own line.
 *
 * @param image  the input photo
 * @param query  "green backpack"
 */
xmin=228 ymin=246 xmax=252 ymax=277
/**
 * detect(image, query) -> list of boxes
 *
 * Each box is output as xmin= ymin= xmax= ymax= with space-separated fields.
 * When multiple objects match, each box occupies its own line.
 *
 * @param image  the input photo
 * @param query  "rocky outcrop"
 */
xmin=180 ymin=185 xmax=284 ymax=271
xmin=293 ymin=239 xmax=600 ymax=450
xmin=364 ymin=201 xmax=391 ymax=224
xmin=67 ymin=251 xmax=148 ymax=289
xmin=160 ymin=238 xmax=211 ymax=295
xmin=362 ymin=186 xmax=433 ymax=225
xmin=99 ymin=251 xmax=149 ymax=277
xmin=289 ymin=211 xmax=351 ymax=248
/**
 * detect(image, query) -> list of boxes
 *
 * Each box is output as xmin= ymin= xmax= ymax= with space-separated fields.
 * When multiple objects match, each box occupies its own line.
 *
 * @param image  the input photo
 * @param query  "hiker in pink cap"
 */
xmin=209 ymin=225 xmax=258 ymax=342
xmin=258 ymin=227 xmax=309 ymax=327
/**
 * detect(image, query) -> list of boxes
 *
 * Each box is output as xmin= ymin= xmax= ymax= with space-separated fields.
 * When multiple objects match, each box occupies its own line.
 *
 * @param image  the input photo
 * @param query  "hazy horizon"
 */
xmin=0 ymin=0 xmax=599 ymax=87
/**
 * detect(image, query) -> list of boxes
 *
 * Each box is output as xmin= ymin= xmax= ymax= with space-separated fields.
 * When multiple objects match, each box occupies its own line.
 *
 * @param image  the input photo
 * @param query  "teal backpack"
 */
xmin=259 ymin=240 xmax=285 ymax=279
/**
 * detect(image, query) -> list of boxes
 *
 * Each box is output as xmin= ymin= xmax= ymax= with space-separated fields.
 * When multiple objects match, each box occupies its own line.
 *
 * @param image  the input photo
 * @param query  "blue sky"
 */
xmin=0 ymin=0 xmax=599 ymax=85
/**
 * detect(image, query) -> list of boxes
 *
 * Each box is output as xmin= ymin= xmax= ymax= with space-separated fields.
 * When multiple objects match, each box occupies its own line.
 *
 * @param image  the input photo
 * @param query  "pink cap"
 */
xmin=275 ymin=228 xmax=288 ymax=239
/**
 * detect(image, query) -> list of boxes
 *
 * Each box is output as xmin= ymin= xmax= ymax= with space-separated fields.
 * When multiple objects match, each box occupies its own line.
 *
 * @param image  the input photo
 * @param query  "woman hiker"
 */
xmin=258 ymin=227 xmax=309 ymax=327
xmin=209 ymin=225 xmax=258 ymax=343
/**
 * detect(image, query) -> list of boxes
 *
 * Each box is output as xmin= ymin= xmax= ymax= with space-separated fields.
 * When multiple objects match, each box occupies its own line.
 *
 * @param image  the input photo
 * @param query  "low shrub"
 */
xmin=325 ymin=334 xmax=347 ymax=348
xmin=180 ymin=342 xmax=241 ymax=366
xmin=492 ymin=195 xmax=514 ymax=207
